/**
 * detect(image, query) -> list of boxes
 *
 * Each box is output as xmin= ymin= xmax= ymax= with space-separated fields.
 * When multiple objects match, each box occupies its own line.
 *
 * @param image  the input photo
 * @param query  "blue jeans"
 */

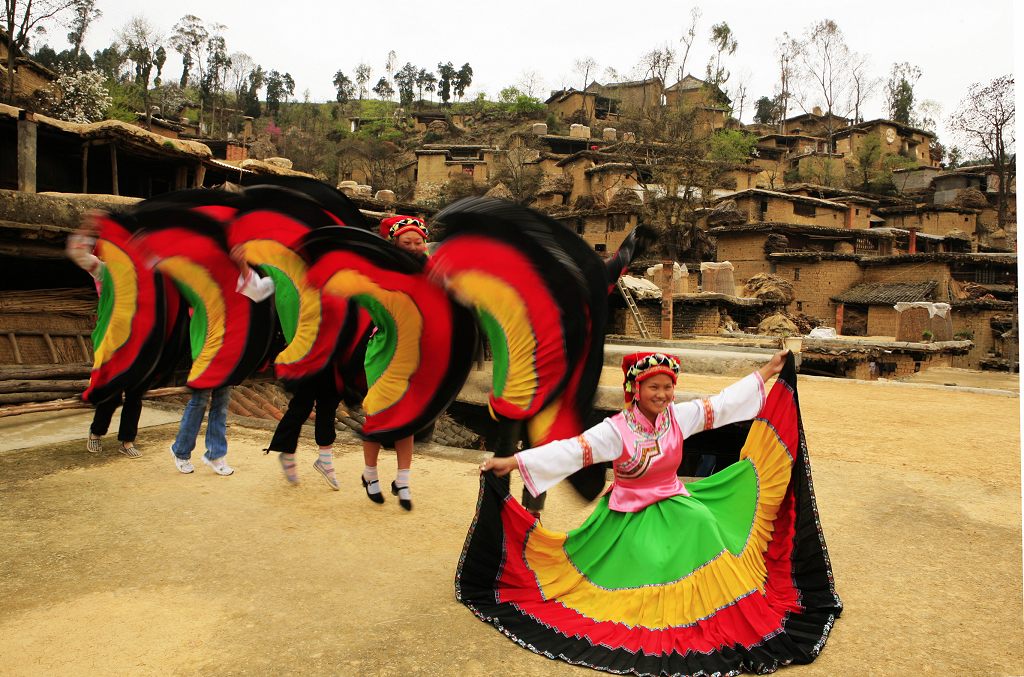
xmin=172 ymin=387 xmax=231 ymax=460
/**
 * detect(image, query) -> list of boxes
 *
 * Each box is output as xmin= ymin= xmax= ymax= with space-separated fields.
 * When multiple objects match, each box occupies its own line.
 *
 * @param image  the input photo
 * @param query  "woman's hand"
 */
xmin=479 ymin=455 xmax=518 ymax=477
xmin=758 ymin=349 xmax=789 ymax=381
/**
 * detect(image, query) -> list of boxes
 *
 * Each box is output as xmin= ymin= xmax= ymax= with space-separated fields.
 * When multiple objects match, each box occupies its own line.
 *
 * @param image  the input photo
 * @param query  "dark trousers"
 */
xmin=268 ymin=374 xmax=341 ymax=453
xmin=90 ymin=384 xmax=147 ymax=442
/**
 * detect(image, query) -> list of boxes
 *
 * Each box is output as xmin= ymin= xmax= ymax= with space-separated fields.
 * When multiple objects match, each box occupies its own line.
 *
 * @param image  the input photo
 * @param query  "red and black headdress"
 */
xmin=620 ymin=351 xmax=681 ymax=404
xmin=379 ymin=215 xmax=428 ymax=241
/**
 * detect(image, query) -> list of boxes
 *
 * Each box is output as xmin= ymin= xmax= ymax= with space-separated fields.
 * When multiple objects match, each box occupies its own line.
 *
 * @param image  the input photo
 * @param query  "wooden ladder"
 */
xmin=616 ymin=278 xmax=651 ymax=339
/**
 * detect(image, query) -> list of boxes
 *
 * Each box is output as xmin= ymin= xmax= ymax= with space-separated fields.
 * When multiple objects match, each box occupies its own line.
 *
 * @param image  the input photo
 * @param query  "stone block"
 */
xmin=375 ymin=190 xmax=396 ymax=203
xmin=602 ymin=127 xmax=617 ymax=141
xmin=532 ymin=123 xmax=548 ymax=135
xmin=569 ymin=124 xmax=591 ymax=139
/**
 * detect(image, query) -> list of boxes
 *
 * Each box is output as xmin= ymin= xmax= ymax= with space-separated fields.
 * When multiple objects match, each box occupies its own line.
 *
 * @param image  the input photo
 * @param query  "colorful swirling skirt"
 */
xmin=456 ymin=363 xmax=842 ymax=676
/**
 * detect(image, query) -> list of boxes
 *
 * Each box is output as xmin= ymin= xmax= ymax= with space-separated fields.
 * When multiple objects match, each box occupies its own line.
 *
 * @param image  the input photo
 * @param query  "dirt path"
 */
xmin=0 ymin=376 xmax=1021 ymax=676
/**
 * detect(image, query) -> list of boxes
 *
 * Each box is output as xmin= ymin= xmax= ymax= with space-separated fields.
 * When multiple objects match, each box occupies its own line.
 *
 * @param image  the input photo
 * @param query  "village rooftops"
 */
xmin=778 ymin=183 xmax=888 ymax=206
xmin=830 ymin=281 xmax=938 ymax=305
xmin=716 ymin=188 xmax=849 ymax=210
xmin=590 ymin=77 xmax=663 ymax=90
xmin=874 ymin=203 xmax=982 ymax=215
xmin=832 ymin=118 xmax=935 ymax=140
xmin=708 ymin=221 xmax=895 ymax=240
xmin=856 ymin=252 xmax=1017 ymax=267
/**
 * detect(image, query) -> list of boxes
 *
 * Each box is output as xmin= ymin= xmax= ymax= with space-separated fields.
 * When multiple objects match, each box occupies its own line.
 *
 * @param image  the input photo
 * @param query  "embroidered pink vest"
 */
xmin=607 ymin=406 xmax=689 ymax=513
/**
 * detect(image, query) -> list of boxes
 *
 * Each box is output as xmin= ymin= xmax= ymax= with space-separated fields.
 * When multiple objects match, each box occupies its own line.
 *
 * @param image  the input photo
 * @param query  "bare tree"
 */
xmin=847 ymin=52 xmax=878 ymax=124
xmin=637 ymin=45 xmax=675 ymax=89
xmin=676 ymin=7 xmax=701 ymax=82
xmin=2 ymin=0 xmax=74 ymax=102
xmin=574 ymin=56 xmax=597 ymax=120
xmin=227 ymin=51 xmax=256 ymax=109
xmin=950 ymin=75 xmax=1015 ymax=231
xmin=774 ymin=32 xmax=799 ymax=131
xmin=517 ymin=69 xmax=543 ymax=98
xmin=796 ymin=19 xmax=855 ymax=150
xmin=732 ymin=70 xmax=751 ymax=123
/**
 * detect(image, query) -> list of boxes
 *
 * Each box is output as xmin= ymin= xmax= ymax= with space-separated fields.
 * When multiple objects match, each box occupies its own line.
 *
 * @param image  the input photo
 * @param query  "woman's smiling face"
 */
xmin=635 ymin=373 xmax=675 ymax=420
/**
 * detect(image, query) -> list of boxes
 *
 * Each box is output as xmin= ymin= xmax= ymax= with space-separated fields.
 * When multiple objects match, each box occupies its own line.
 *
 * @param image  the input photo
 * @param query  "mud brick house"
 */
xmin=545 ymin=88 xmax=620 ymax=126
xmin=607 ymin=292 xmax=783 ymax=338
xmin=411 ymin=143 xmax=505 ymax=202
xmin=779 ymin=110 xmax=852 ymax=138
xmin=0 ymin=32 xmax=55 ymax=101
xmin=832 ymin=119 xmax=939 ymax=168
xmin=586 ymin=78 xmax=663 ymax=119
xmin=552 ymin=207 xmax=640 ymax=254
xmin=874 ymin=204 xmax=980 ymax=246
xmin=662 ymin=75 xmax=730 ymax=134
xmin=410 ymin=110 xmax=471 ymax=133
xmin=704 ymin=189 xmax=865 ymax=229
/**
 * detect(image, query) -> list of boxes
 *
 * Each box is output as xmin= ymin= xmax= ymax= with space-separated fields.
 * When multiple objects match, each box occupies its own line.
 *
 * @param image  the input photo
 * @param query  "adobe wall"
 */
xmin=773 ymin=259 xmax=863 ymax=321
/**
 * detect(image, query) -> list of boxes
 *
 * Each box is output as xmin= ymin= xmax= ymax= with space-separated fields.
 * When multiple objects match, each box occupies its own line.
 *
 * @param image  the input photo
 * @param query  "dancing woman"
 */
xmin=461 ymin=349 xmax=842 ymax=676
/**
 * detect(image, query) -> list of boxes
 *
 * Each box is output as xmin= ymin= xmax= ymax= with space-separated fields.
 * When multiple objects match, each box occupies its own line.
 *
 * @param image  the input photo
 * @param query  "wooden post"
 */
xmin=109 ymin=143 xmax=119 ymax=195
xmin=174 ymin=165 xmax=189 ymax=190
xmin=194 ymin=163 xmax=206 ymax=188
xmin=835 ymin=303 xmax=845 ymax=336
xmin=17 ymin=112 xmax=37 ymax=193
xmin=660 ymin=260 xmax=674 ymax=339
xmin=81 ymin=143 xmax=90 ymax=192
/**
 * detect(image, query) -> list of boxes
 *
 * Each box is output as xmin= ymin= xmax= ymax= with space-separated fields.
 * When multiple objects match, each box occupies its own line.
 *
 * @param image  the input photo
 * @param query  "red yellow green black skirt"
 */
xmin=456 ymin=364 xmax=842 ymax=676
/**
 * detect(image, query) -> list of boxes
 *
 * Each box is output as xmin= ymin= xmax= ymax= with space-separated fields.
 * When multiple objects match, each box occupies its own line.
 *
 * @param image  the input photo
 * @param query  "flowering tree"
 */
xmin=48 ymin=68 xmax=111 ymax=123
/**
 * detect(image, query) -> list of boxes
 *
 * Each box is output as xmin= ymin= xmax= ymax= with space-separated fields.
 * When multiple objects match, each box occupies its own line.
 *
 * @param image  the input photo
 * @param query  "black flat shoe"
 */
xmin=361 ymin=475 xmax=385 ymax=504
xmin=391 ymin=480 xmax=413 ymax=511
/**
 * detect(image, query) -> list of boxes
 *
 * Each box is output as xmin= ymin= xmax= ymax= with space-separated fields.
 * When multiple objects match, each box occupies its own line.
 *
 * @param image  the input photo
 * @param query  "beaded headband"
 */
xmin=621 ymin=352 xmax=681 ymax=403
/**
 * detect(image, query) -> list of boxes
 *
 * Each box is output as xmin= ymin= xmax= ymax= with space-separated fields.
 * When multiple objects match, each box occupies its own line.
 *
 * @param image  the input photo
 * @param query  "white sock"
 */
xmin=395 ymin=468 xmax=411 ymax=500
xmin=363 ymin=465 xmax=381 ymax=494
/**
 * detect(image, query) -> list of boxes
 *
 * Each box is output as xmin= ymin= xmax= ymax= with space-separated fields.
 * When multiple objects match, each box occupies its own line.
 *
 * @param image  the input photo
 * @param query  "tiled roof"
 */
xmin=831 ymin=281 xmax=937 ymax=305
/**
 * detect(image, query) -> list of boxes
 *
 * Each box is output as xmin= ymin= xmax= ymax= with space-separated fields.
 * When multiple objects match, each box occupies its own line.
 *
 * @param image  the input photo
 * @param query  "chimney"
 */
xmin=908 ymin=228 xmax=918 ymax=254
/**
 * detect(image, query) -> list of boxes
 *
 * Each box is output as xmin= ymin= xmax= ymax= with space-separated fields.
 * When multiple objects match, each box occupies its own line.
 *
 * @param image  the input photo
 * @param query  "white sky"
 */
xmin=40 ymin=0 xmax=1018 ymax=150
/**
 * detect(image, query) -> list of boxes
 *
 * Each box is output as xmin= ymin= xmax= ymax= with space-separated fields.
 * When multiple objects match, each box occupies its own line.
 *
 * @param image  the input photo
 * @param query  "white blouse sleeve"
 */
xmin=515 ymin=419 xmax=623 ymax=497
xmin=66 ymin=233 xmax=103 ymax=279
xmin=236 ymin=269 xmax=276 ymax=302
xmin=672 ymin=371 xmax=766 ymax=439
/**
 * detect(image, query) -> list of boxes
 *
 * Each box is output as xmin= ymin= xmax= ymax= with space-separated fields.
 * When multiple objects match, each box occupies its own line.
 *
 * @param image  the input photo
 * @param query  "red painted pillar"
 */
xmin=835 ymin=303 xmax=845 ymax=335
xmin=908 ymin=228 xmax=918 ymax=254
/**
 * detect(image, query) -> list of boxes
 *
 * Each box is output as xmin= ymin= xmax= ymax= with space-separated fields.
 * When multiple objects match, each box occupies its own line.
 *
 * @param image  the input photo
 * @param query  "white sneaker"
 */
xmin=170 ymin=446 xmax=194 ymax=474
xmin=203 ymin=456 xmax=234 ymax=476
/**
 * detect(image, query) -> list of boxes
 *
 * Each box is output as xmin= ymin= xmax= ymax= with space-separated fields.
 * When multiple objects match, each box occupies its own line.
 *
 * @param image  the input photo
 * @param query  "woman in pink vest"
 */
xmin=464 ymin=348 xmax=843 ymax=676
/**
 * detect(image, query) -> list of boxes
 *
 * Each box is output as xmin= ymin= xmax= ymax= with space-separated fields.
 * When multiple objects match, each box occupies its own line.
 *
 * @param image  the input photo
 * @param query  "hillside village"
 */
xmin=0 ymin=25 xmax=1017 ymax=382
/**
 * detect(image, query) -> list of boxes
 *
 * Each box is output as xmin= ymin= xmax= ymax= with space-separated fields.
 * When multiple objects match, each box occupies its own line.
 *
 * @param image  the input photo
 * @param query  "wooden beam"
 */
xmin=75 ymin=334 xmax=90 ymax=361
xmin=42 ymin=333 xmax=59 ymax=361
xmin=6 ymin=333 xmax=22 ymax=364
xmin=194 ymin=162 xmax=206 ymax=188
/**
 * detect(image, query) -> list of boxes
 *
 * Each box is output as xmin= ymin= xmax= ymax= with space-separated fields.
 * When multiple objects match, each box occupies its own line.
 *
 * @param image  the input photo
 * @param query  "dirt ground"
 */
xmin=1 ymin=374 xmax=1021 ymax=676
